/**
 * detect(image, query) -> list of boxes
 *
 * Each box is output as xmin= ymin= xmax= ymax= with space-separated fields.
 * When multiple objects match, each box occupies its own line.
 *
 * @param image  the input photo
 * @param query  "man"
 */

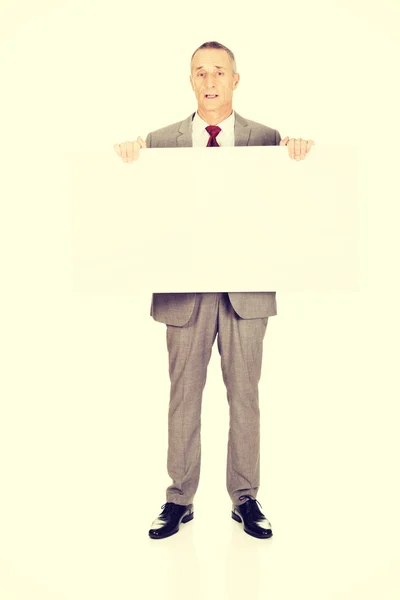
xmin=114 ymin=41 xmax=314 ymax=540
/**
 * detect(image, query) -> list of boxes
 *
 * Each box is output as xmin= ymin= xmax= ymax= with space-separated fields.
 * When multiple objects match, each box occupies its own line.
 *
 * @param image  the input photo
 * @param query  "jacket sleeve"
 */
xmin=145 ymin=132 xmax=152 ymax=148
xmin=275 ymin=129 xmax=281 ymax=145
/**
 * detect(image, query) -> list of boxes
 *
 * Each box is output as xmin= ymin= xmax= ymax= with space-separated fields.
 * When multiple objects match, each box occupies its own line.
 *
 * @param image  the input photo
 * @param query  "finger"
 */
xmin=294 ymin=138 xmax=301 ymax=160
xmin=119 ymin=142 xmax=128 ymax=162
xmin=306 ymin=139 xmax=315 ymax=153
xmin=137 ymin=136 xmax=147 ymax=149
xmin=126 ymin=140 xmax=134 ymax=162
xmin=294 ymin=138 xmax=303 ymax=161
xmin=279 ymin=136 xmax=289 ymax=146
xmin=287 ymin=138 xmax=295 ymax=159
xmin=113 ymin=144 xmax=122 ymax=157
xmin=300 ymin=139 xmax=308 ymax=159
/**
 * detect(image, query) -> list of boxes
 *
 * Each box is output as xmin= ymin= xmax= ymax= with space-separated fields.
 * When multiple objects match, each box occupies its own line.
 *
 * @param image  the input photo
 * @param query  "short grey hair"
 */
xmin=190 ymin=41 xmax=237 ymax=75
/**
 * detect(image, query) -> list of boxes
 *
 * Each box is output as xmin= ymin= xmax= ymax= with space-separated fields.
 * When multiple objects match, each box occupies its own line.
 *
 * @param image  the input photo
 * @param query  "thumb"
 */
xmin=279 ymin=136 xmax=289 ymax=146
xmin=137 ymin=136 xmax=147 ymax=148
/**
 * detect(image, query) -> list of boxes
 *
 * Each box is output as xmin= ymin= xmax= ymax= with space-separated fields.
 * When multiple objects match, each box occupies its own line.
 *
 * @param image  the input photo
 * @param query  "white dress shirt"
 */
xmin=191 ymin=110 xmax=235 ymax=147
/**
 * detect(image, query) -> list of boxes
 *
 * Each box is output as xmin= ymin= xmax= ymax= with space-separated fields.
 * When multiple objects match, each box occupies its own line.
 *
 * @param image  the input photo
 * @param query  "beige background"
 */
xmin=1 ymin=0 xmax=399 ymax=599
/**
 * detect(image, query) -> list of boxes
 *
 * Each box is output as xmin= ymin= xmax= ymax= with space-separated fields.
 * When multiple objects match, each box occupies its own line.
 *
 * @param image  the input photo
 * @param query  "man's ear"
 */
xmin=190 ymin=74 xmax=194 ymax=91
xmin=233 ymin=73 xmax=240 ymax=89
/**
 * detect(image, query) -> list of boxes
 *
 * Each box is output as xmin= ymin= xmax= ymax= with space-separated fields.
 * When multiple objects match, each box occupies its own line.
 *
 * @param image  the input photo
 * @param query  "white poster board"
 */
xmin=69 ymin=146 xmax=358 ymax=293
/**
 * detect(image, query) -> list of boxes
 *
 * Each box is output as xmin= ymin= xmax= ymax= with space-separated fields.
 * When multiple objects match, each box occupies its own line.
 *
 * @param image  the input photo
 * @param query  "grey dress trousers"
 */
xmin=163 ymin=293 xmax=268 ymax=506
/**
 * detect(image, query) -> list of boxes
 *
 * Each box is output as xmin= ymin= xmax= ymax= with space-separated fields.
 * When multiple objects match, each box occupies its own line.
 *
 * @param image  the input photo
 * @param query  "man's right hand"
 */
xmin=113 ymin=136 xmax=146 ymax=162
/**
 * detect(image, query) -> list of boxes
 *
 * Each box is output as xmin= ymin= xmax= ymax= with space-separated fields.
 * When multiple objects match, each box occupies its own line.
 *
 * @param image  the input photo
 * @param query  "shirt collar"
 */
xmin=192 ymin=109 xmax=235 ymax=134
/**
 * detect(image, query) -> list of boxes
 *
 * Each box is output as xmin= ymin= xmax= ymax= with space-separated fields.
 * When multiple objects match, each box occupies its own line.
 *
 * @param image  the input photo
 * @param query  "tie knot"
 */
xmin=205 ymin=125 xmax=221 ymax=147
xmin=205 ymin=125 xmax=221 ymax=138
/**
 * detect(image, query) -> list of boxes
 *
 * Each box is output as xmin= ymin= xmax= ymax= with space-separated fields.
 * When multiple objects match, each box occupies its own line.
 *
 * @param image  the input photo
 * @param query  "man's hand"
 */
xmin=280 ymin=137 xmax=315 ymax=160
xmin=113 ymin=137 xmax=146 ymax=162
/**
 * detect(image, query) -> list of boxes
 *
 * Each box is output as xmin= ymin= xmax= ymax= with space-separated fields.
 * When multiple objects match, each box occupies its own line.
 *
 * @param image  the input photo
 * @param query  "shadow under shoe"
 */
xmin=149 ymin=502 xmax=194 ymax=539
xmin=232 ymin=495 xmax=273 ymax=539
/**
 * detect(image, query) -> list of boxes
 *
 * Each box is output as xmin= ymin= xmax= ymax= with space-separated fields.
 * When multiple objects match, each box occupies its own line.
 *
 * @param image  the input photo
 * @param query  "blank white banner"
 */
xmin=69 ymin=146 xmax=359 ymax=293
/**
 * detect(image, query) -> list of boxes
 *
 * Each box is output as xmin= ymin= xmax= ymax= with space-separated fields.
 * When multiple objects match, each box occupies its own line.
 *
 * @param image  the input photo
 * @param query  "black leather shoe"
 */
xmin=148 ymin=502 xmax=194 ymax=539
xmin=232 ymin=495 xmax=273 ymax=539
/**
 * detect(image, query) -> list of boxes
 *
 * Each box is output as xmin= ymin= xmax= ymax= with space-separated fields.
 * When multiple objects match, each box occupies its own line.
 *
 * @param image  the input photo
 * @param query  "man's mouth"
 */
xmin=205 ymin=94 xmax=218 ymax=99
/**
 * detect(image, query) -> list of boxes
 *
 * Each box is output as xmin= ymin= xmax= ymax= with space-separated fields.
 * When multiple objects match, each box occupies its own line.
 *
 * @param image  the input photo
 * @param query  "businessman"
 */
xmin=114 ymin=41 xmax=314 ymax=539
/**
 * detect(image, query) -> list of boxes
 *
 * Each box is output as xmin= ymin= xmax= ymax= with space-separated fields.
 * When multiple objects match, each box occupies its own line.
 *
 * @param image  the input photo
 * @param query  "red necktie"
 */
xmin=205 ymin=125 xmax=221 ymax=147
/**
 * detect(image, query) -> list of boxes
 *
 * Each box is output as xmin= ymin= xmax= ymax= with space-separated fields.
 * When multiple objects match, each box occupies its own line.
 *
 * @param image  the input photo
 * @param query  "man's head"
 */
xmin=190 ymin=41 xmax=240 ymax=122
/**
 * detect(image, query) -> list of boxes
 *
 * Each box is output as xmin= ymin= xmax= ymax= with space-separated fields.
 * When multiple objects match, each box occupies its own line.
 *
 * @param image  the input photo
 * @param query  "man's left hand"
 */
xmin=280 ymin=137 xmax=315 ymax=160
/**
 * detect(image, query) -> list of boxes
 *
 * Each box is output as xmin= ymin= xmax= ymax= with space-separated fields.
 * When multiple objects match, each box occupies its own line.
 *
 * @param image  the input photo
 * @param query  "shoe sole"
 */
xmin=231 ymin=511 xmax=273 ymax=539
xmin=149 ymin=511 xmax=194 ymax=539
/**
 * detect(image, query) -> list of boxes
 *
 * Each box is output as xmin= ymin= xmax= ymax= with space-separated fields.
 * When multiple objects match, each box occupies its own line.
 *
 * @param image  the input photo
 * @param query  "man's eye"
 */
xmin=218 ymin=72 xmax=224 ymax=75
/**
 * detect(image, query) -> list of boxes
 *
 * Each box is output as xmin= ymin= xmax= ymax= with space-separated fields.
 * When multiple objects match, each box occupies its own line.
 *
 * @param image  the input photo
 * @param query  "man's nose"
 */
xmin=204 ymin=73 xmax=218 ymax=85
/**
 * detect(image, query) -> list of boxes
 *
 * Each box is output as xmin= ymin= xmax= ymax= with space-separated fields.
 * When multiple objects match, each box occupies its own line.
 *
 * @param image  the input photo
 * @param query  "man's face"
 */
xmin=190 ymin=48 xmax=239 ymax=113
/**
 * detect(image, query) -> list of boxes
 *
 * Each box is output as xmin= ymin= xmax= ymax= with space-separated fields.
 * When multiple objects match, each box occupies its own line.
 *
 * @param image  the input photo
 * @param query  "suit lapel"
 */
xmin=176 ymin=113 xmax=195 ymax=147
xmin=176 ymin=110 xmax=251 ymax=147
xmin=234 ymin=111 xmax=251 ymax=146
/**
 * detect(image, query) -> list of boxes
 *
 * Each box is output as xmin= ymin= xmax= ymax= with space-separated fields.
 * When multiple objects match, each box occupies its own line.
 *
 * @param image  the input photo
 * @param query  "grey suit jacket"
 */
xmin=147 ymin=110 xmax=281 ymax=326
